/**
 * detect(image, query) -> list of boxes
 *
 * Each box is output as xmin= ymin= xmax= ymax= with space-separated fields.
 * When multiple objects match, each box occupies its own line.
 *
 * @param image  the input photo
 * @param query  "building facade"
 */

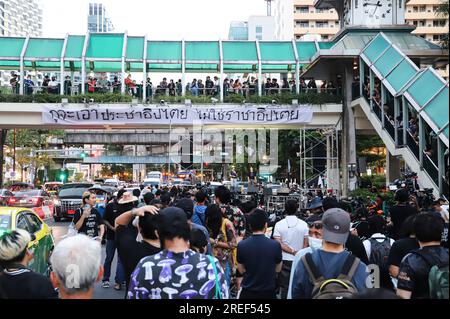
xmin=275 ymin=0 xmax=339 ymax=40
xmin=228 ymin=16 xmax=276 ymax=41
xmin=0 ymin=0 xmax=43 ymax=37
xmin=405 ymin=0 xmax=449 ymax=44
xmin=88 ymin=3 xmax=114 ymax=33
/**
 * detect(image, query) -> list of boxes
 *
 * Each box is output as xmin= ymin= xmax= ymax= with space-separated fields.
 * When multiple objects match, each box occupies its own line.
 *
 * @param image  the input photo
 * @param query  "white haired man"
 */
xmin=50 ymin=234 xmax=104 ymax=299
xmin=0 ymin=229 xmax=57 ymax=299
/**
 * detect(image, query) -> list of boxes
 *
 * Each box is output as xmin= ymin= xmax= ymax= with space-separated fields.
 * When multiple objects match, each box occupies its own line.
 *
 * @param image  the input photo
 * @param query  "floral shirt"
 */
xmin=127 ymin=249 xmax=229 ymax=299
xmin=222 ymin=205 xmax=246 ymax=238
xmin=211 ymin=219 xmax=237 ymax=270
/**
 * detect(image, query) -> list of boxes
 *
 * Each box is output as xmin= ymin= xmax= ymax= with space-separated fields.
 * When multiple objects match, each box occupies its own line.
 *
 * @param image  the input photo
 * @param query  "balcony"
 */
xmin=294 ymin=26 xmax=339 ymax=35
xmin=411 ymin=26 xmax=449 ymax=35
xmin=294 ymin=12 xmax=338 ymax=20
xmin=406 ymin=11 xmax=441 ymax=20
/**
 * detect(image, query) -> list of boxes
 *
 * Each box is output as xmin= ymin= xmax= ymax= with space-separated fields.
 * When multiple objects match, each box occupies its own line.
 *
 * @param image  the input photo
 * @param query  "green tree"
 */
xmin=356 ymin=135 xmax=386 ymax=173
xmin=436 ymin=0 xmax=449 ymax=49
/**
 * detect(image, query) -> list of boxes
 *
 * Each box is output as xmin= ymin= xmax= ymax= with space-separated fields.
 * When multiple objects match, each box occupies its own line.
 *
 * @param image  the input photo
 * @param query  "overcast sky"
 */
xmin=41 ymin=0 xmax=267 ymax=39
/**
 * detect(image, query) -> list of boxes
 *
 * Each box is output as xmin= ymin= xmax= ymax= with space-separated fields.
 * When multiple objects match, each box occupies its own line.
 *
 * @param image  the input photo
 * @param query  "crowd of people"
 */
xmin=0 ymin=183 xmax=448 ymax=299
xmin=6 ymin=71 xmax=343 ymax=99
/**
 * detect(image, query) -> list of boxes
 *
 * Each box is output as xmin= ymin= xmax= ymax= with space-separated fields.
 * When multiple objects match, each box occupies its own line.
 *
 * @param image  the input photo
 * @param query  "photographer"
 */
xmin=73 ymin=191 xmax=105 ymax=241
xmin=388 ymin=189 xmax=418 ymax=240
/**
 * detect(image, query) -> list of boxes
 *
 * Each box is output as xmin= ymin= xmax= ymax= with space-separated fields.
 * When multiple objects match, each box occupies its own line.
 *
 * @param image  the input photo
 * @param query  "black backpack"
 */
xmin=301 ymin=253 xmax=360 ymax=299
xmin=369 ymin=237 xmax=392 ymax=272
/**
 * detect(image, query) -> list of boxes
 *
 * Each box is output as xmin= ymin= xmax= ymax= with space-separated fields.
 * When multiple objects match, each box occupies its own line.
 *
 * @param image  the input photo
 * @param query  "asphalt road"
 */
xmin=45 ymin=219 xmax=125 ymax=299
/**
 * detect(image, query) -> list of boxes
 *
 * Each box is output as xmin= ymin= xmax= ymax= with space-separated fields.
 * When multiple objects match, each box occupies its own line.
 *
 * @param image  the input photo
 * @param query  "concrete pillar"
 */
xmin=326 ymin=134 xmax=331 ymax=188
xmin=342 ymin=64 xmax=357 ymax=197
xmin=386 ymin=150 xmax=401 ymax=185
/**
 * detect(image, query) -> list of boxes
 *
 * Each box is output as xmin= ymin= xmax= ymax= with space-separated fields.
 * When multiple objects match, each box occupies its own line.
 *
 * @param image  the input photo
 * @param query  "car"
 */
xmin=104 ymin=178 xmax=120 ymax=188
xmin=43 ymin=182 xmax=63 ymax=196
xmin=52 ymin=183 xmax=94 ymax=222
xmin=0 ymin=207 xmax=55 ymax=276
xmin=0 ymin=189 xmax=15 ymax=206
xmin=11 ymin=190 xmax=55 ymax=220
xmin=8 ymin=182 xmax=34 ymax=192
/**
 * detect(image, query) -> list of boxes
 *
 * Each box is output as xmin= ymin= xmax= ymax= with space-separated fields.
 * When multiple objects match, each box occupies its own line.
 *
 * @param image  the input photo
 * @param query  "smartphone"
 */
xmin=84 ymin=204 xmax=91 ymax=210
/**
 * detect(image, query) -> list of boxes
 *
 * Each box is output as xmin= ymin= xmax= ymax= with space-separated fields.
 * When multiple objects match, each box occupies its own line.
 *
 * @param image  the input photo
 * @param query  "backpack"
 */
xmin=414 ymin=250 xmax=449 ymax=299
xmin=301 ymin=253 xmax=360 ymax=299
xmin=429 ymin=263 xmax=449 ymax=300
xmin=369 ymin=237 xmax=392 ymax=272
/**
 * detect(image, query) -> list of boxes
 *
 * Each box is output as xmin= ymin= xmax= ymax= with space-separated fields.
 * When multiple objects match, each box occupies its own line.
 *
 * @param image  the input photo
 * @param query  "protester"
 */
xmin=291 ymin=208 xmax=369 ymax=299
xmin=397 ymin=213 xmax=449 ymax=299
xmin=50 ymin=234 xmax=103 ymax=299
xmin=127 ymin=207 xmax=229 ymax=299
xmin=389 ymin=188 xmax=418 ymax=240
xmin=215 ymin=186 xmax=246 ymax=240
xmin=73 ymin=191 xmax=105 ymax=240
xmin=273 ymin=199 xmax=309 ymax=299
xmin=192 ymin=190 xmax=208 ymax=226
xmin=101 ymin=189 xmax=126 ymax=289
xmin=237 ymin=209 xmax=282 ymax=299
xmin=190 ymin=228 xmax=209 ymax=254
xmin=287 ymin=220 xmax=323 ymax=298
xmin=388 ymin=214 xmax=420 ymax=288
xmin=205 ymin=204 xmax=237 ymax=287
xmin=115 ymin=204 xmax=161 ymax=291
xmin=173 ymin=198 xmax=212 ymax=255
xmin=0 ymin=229 xmax=57 ymax=299
xmin=363 ymin=215 xmax=395 ymax=290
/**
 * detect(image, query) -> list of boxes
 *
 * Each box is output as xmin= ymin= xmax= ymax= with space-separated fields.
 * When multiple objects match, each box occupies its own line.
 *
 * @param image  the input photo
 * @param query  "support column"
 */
xmin=342 ymin=64 xmax=357 ymax=196
xmin=359 ymin=57 xmax=364 ymax=97
xmin=326 ymin=133 xmax=331 ymax=188
xmin=386 ymin=150 xmax=401 ymax=186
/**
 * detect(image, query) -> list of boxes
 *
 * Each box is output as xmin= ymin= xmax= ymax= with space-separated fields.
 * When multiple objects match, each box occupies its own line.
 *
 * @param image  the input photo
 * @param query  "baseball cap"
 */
xmin=321 ymin=208 xmax=351 ymax=245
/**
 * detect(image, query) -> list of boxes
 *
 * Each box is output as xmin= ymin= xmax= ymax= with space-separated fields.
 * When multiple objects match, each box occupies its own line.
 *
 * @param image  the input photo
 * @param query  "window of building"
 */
xmin=419 ymin=20 xmax=426 ymax=27
xmin=316 ymin=21 xmax=328 ymax=28
xmin=412 ymin=20 xmax=418 ymax=26
xmin=297 ymin=6 xmax=309 ymax=13
xmin=316 ymin=8 xmax=325 ymax=13
xmin=256 ymin=35 xmax=262 ymax=40
xmin=433 ymin=20 xmax=446 ymax=27
xmin=433 ymin=5 xmax=439 ymax=11
xmin=419 ymin=5 xmax=426 ymax=12
xmin=256 ymin=26 xmax=262 ymax=33
xmin=296 ymin=20 xmax=309 ymax=28
xmin=322 ymin=35 xmax=329 ymax=40
xmin=433 ymin=35 xmax=440 ymax=41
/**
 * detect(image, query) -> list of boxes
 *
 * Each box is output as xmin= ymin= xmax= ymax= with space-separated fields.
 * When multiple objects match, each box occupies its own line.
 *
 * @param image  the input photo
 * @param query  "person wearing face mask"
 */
xmin=287 ymin=221 xmax=323 ymax=299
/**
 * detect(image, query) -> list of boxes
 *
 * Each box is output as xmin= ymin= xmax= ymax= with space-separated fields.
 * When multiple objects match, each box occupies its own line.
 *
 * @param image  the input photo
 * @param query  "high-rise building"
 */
xmin=88 ymin=3 xmax=114 ymax=33
xmin=228 ymin=16 xmax=276 ymax=41
xmin=0 ymin=0 xmax=43 ymax=37
xmin=229 ymin=21 xmax=249 ymax=40
xmin=274 ymin=0 xmax=339 ymax=40
xmin=405 ymin=0 xmax=449 ymax=44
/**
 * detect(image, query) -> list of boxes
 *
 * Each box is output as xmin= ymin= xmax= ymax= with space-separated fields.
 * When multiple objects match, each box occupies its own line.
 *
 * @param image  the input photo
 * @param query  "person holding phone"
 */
xmin=73 ymin=191 xmax=105 ymax=241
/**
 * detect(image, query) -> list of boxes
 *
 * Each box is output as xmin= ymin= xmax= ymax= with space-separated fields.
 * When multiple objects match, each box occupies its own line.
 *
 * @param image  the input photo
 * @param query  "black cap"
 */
xmin=157 ymin=207 xmax=188 ymax=231
xmin=174 ymin=198 xmax=194 ymax=219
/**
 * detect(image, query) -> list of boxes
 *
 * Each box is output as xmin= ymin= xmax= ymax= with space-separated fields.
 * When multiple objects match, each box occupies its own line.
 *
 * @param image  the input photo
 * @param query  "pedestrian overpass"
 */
xmin=0 ymin=28 xmax=448 ymax=197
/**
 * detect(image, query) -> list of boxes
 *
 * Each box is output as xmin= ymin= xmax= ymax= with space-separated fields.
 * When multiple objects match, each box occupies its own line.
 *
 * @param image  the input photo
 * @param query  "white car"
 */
xmin=104 ymin=179 xmax=120 ymax=187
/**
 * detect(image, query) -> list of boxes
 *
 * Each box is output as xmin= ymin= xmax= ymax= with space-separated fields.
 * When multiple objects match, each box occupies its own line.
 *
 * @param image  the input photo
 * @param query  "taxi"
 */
xmin=0 ymin=207 xmax=54 ymax=276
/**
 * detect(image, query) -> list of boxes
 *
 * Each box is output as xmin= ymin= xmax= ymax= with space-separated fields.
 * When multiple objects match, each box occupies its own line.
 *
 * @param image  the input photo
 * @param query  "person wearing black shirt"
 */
xmin=101 ymin=189 xmax=126 ymax=289
xmin=115 ymin=204 xmax=161 ymax=291
xmin=388 ymin=214 xmax=419 ymax=282
xmin=345 ymin=233 xmax=369 ymax=265
xmin=389 ymin=189 xmax=418 ymax=240
xmin=237 ymin=209 xmax=282 ymax=299
xmin=397 ymin=213 xmax=449 ymax=299
xmin=0 ymin=229 xmax=57 ymax=299
xmin=73 ymin=192 xmax=105 ymax=240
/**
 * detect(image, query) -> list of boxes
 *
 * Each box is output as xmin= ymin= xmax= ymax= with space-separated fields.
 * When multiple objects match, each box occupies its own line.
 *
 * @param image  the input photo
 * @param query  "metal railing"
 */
xmin=373 ymin=99 xmax=382 ymax=122
xmin=384 ymin=115 xmax=395 ymax=142
xmin=406 ymin=132 xmax=420 ymax=161
xmin=423 ymin=153 xmax=439 ymax=183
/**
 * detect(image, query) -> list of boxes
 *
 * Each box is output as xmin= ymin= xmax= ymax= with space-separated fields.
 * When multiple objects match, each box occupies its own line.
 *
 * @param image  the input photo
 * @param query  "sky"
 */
xmin=41 ymin=0 xmax=267 ymax=39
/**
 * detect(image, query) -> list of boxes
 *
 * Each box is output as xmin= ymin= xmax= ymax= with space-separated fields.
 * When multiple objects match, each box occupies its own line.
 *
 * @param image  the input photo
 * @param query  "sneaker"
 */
xmin=102 ymin=281 xmax=110 ymax=288
xmin=114 ymin=283 xmax=122 ymax=291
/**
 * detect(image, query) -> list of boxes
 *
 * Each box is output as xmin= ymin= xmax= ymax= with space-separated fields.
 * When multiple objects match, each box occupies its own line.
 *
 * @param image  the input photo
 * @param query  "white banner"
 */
xmin=42 ymin=105 xmax=313 ymax=125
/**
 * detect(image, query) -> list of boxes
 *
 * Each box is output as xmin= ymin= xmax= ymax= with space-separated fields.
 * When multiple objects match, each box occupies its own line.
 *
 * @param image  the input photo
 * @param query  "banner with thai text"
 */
xmin=42 ymin=105 xmax=313 ymax=125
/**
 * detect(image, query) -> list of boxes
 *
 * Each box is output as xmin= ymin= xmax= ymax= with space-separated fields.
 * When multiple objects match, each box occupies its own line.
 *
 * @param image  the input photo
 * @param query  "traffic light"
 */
xmin=59 ymin=169 xmax=68 ymax=182
xmin=80 ymin=152 xmax=87 ymax=158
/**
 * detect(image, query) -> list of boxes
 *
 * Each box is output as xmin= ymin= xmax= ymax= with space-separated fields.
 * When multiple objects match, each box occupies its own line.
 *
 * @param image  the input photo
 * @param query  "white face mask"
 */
xmin=308 ymin=236 xmax=323 ymax=250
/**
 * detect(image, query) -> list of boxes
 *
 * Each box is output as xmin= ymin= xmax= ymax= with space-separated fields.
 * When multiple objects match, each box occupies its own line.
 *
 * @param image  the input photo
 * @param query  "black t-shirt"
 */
xmin=73 ymin=207 xmax=104 ymax=238
xmin=345 ymin=234 xmax=369 ymax=265
xmin=353 ymin=220 xmax=371 ymax=241
xmin=389 ymin=204 xmax=417 ymax=239
xmin=397 ymin=246 xmax=449 ymax=299
xmin=387 ymin=237 xmax=420 ymax=267
xmin=115 ymin=224 xmax=161 ymax=288
xmin=0 ymin=267 xmax=58 ymax=299
xmin=237 ymin=234 xmax=282 ymax=292
xmin=103 ymin=201 xmax=120 ymax=240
